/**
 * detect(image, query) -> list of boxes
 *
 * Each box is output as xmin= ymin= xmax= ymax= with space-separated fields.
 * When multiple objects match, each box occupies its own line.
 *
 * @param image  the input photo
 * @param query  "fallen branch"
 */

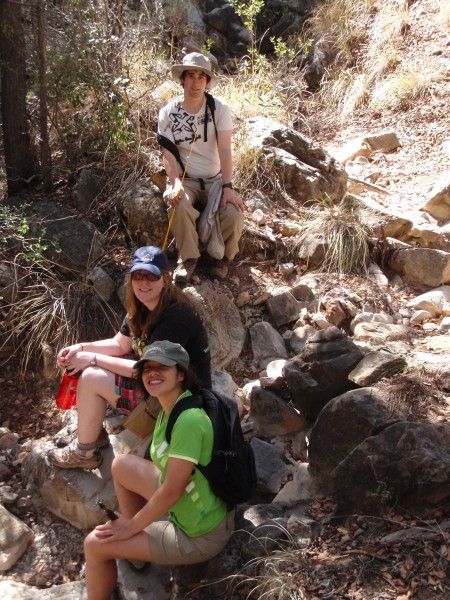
xmin=348 ymin=175 xmax=394 ymax=196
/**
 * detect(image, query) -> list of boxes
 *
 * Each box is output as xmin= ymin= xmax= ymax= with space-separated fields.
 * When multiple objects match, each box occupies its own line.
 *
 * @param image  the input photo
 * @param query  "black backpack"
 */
xmin=165 ymin=389 xmax=257 ymax=508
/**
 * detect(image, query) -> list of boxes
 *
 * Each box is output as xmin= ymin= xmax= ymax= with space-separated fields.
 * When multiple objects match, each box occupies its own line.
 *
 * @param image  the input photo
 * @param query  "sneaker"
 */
xmin=173 ymin=258 xmax=198 ymax=283
xmin=54 ymin=426 xmax=110 ymax=449
xmin=48 ymin=444 xmax=103 ymax=470
xmin=211 ymin=257 xmax=231 ymax=281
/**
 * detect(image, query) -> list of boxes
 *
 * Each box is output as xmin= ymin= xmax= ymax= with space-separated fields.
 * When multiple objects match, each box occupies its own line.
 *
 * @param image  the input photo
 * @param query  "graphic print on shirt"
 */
xmin=170 ymin=103 xmax=208 ymax=145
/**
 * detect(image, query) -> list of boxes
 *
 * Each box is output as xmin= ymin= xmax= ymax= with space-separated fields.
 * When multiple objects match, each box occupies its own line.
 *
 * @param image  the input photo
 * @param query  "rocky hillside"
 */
xmin=0 ymin=0 xmax=449 ymax=598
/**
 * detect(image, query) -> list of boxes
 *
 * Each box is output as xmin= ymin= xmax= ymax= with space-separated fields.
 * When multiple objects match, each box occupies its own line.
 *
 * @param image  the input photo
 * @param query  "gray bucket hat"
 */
xmin=171 ymin=52 xmax=218 ymax=88
xmin=135 ymin=341 xmax=190 ymax=372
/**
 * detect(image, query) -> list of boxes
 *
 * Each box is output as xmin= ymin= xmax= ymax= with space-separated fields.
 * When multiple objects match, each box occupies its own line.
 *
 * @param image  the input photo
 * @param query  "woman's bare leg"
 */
xmin=112 ymin=454 xmax=161 ymax=515
xmin=76 ymin=367 xmax=119 ymax=444
xmin=84 ymin=530 xmax=154 ymax=600
xmin=84 ymin=456 xmax=161 ymax=599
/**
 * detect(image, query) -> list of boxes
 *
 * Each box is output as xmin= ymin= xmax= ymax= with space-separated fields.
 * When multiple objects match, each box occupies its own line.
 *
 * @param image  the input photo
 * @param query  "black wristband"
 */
xmin=222 ymin=182 xmax=233 ymax=190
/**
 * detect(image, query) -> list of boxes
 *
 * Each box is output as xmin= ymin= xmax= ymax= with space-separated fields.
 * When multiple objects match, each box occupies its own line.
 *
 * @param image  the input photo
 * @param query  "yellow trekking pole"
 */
xmin=162 ymin=127 xmax=198 ymax=251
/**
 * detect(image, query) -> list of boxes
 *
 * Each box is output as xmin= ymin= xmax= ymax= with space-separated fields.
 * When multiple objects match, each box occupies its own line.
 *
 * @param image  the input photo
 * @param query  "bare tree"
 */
xmin=37 ymin=0 xmax=52 ymax=190
xmin=0 ymin=0 xmax=36 ymax=194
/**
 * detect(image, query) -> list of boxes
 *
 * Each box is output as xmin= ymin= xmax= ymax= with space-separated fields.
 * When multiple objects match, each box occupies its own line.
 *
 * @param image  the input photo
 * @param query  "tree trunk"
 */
xmin=37 ymin=0 xmax=52 ymax=190
xmin=0 ymin=0 xmax=36 ymax=194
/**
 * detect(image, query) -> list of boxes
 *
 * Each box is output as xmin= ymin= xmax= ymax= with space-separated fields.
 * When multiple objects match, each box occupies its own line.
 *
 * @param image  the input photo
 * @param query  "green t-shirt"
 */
xmin=150 ymin=390 xmax=227 ymax=537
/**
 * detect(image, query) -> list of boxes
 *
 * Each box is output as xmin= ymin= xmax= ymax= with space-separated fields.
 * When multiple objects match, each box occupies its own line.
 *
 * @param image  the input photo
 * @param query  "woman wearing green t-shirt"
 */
xmin=83 ymin=340 xmax=234 ymax=600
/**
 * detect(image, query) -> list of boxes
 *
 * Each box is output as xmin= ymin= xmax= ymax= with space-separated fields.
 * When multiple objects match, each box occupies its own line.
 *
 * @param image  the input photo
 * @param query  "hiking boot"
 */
xmin=173 ymin=258 xmax=198 ymax=283
xmin=48 ymin=444 xmax=103 ymax=470
xmin=54 ymin=426 xmax=110 ymax=449
xmin=211 ymin=257 xmax=231 ymax=281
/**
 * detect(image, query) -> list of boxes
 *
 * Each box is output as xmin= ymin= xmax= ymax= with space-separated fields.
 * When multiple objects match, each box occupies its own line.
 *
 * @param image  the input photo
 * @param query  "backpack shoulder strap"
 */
xmin=204 ymin=92 xmax=217 ymax=143
xmin=157 ymin=133 xmax=185 ymax=173
xmin=165 ymin=394 xmax=204 ymax=444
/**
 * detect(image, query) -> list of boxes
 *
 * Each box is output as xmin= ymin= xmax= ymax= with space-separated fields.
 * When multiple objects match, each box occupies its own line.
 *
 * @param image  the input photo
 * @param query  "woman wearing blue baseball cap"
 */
xmin=49 ymin=246 xmax=211 ymax=470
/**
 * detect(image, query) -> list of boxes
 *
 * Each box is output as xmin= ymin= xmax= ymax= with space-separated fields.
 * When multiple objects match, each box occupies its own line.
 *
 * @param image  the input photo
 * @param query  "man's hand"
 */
xmin=222 ymin=187 xmax=244 ymax=212
xmin=163 ymin=179 xmax=184 ymax=207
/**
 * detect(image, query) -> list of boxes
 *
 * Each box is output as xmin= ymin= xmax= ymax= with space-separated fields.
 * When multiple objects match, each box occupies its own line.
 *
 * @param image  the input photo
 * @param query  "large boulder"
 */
xmin=28 ymin=202 xmax=104 ymax=272
xmin=389 ymin=247 xmax=450 ymax=287
xmin=332 ymin=422 xmax=450 ymax=516
xmin=121 ymin=180 xmax=169 ymax=250
xmin=307 ymin=388 xmax=399 ymax=493
xmin=283 ymin=327 xmax=363 ymax=420
xmin=245 ymin=117 xmax=347 ymax=203
xmin=183 ymin=282 xmax=245 ymax=370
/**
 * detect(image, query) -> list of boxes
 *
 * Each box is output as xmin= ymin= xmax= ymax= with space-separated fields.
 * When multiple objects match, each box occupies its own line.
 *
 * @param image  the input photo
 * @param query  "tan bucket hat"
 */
xmin=171 ymin=52 xmax=218 ymax=88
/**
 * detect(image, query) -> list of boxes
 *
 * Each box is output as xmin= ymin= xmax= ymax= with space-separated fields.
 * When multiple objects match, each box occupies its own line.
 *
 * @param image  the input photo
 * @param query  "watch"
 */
xmin=90 ymin=354 xmax=97 ymax=367
xmin=222 ymin=182 xmax=233 ymax=190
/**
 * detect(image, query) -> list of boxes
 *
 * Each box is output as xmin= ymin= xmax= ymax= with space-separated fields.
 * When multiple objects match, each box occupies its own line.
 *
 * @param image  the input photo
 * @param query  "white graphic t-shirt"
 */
xmin=158 ymin=95 xmax=233 ymax=179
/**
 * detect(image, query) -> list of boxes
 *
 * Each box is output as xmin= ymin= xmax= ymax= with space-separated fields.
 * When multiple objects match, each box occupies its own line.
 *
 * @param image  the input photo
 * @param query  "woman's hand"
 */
xmin=60 ymin=351 xmax=96 ymax=374
xmin=94 ymin=513 xmax=136 ymax=543
xmin=56 ymin=344 xmax=83 ymax=369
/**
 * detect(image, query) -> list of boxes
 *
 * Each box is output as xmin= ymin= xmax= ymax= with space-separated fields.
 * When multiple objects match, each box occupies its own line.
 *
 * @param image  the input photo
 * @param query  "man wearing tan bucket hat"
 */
xmin=157 ymin=52 xmax=245 ymax=283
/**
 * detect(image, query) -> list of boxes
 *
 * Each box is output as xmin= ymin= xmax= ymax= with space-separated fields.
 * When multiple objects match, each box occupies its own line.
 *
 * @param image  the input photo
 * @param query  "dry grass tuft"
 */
xmin=370 ymin=60 xmax=434 ymax=110
xmin=293 ymin=195 xmax=370 ymax=275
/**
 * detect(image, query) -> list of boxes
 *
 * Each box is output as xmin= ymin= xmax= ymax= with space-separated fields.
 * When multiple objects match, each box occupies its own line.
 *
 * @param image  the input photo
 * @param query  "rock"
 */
xmin=410 ymin=309 xmax=432 ymax=325
xmin=245 ymin=117 xmax=347 ymax=204
xmin=266 ymin=291 xmax=301 ymax=326
xmin=406 ymin=285 xmax=450 ymax=317
xmin=0 ymin=428 xmax=19 ymax=450
xmin=184 ymin=282 xmax=246 ymax=370
xmin=289 ymin=324 xmax=316 ymax=354
xmin=0 ymin=580 xmax=88 ymax=599
xmin=332 ymin=422 xmax=450 ymax=517
xmin=297 ymin=233 xmax=328 ymax=269
xmin=273 ymin=462 xmax=322 ymax=504
xmin=352 ymin=321 xmax=414 ymax=347
xmin=0 ymin=505 xmax=34 ymax=571
xmin=28 ymin=202 xmax=104 ymax=273
xmin=0 ymin=262 xmax=16 ymax=304
xmin=235 ymin=290 xmax=250 ymax=307
xmin=249 ymin=321 xmax=288 ymax=365
xmin=88 ymin=266 xmax=115 ymax=301
xmin=121 ymin=179 xmax=168 ymax=248
xmin=308 ymin=387 xmax=399 ymax=493
xmin=421 ymin=171 xmax=450 ymax=221
xmin=348 ymin=350 xmax=407 ymax=386
xmin=21 ymin=430 xmax=151 ymax=530
xmin=283 ymin=327 xmax=363 ymax=420
xmin=364 ymin=131 xmax=401 ymax=153
xmin=350 ymin=312 xmax=395 ymax=333
xmin=249 ymin=386 xmax=308 ymax=437
xmin=250 ymin=438 xmax=294 ymax=494
xmin=72 ymin=168 xmax=101 ymax=212
xmin=389 ymin=246 xmax=450 ymax=287
xmin=356 ymin=196 xmax=412 ymax=239
xmin=211 ymin=370 xmax=238 ymax=401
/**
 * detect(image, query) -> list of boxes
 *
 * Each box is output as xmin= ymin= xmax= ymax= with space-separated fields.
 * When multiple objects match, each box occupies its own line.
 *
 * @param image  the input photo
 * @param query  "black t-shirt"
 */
xmin=120 ymin=302 xmax=212 ymax=389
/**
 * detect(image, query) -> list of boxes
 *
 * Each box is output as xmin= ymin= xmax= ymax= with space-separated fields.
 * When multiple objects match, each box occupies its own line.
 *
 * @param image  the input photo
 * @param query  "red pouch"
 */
xmin=55 ymin=372 xmax=79 ymax=409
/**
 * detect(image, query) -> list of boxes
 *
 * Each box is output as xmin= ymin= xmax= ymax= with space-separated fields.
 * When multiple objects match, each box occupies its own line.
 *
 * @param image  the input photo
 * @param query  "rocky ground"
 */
xmin=1 ymin=0 xmax=449 ymax=597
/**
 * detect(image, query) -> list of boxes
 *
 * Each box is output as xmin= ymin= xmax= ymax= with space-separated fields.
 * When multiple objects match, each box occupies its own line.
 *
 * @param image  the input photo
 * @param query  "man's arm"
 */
xmin=162 ymin=148 xmax=184 ymax=207
xmin=217 ymin=129 xmax=244 ymax=212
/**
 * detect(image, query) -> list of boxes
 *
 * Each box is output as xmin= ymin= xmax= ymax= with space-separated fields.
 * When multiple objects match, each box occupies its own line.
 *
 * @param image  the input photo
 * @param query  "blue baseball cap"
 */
xmin=129 ymin=246 xmax=169 ymax=277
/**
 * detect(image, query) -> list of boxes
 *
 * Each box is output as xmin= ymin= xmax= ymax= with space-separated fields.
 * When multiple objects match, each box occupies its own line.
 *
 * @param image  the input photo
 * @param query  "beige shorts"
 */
xmin=146 ymin=510 xmax=235 ymax=565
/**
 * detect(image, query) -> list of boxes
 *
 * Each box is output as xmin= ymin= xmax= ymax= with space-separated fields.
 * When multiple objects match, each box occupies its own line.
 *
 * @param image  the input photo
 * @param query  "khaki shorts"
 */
xmin=146 ymin=510 xmax=235 ymax=565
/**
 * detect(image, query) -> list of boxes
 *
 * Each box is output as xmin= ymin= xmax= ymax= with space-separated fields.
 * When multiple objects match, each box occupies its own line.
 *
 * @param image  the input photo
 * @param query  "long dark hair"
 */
xmin=126 ymin=271 xmax=193 ymax=338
